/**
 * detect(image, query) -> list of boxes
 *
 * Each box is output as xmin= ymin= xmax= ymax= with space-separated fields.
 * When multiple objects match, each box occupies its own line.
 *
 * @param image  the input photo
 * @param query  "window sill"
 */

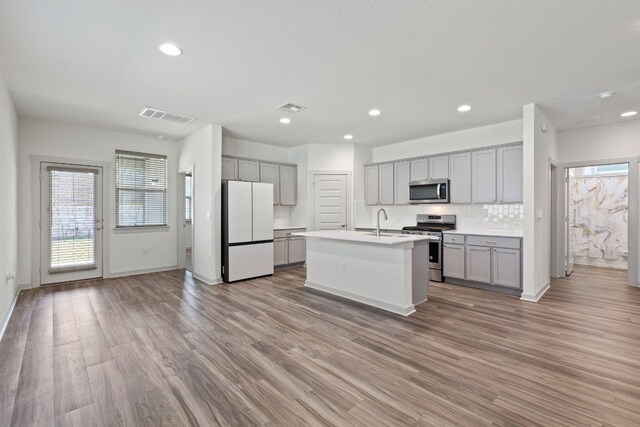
xmin=113 ymin=226 xmax=170 ymax=234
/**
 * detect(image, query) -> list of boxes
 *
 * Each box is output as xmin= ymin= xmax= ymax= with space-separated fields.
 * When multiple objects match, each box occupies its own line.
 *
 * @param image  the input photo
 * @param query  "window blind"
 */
xmin=48 ymin=166 xmax=98 ymax=273
xmin=115 ymin=150 xmax=168 ymax=228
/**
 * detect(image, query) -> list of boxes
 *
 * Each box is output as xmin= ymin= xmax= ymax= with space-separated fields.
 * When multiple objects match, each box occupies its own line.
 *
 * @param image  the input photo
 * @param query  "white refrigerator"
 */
xmin=222 ymin=181 xmax=274 ymax=282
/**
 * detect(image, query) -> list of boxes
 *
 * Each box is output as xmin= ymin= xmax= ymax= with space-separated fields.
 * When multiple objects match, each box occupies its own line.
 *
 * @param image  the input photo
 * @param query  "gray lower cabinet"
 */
xmin=222 ymin=157 xmax=238 ymax=181
xmin=288 ymin=237 xmax=306 ymax=264
xmin=492 ymin=247 xmax=521 ymax=288
xmin=443 ymin=233 xmax=522 ymax=293
xmin=238 ymin=159 xmax=261 ymax=182
xmin=274 ymin=229 xmax=306 ymax=267
xmin=274 ymin=238 xmax=288 ymax=266
xmin=443 ymin=243 xmax=465 ymax=279
xmin=466 ymin=245 xmax=492 ymax=283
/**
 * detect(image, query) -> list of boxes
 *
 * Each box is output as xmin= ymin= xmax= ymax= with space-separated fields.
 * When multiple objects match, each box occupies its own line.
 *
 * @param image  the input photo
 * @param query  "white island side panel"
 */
xmin=304 ymin=238 xmax=421 ymax=316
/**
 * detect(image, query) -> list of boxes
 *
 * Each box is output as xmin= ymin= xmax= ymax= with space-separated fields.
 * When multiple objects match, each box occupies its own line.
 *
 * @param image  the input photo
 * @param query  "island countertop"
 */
xmin=292 ymin=230 xmax=435 ymax=245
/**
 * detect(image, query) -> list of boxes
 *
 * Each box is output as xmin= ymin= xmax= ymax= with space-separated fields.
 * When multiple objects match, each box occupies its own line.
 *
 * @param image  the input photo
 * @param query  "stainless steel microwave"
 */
xmin=409 ymin=179 xmax=449 ymax=204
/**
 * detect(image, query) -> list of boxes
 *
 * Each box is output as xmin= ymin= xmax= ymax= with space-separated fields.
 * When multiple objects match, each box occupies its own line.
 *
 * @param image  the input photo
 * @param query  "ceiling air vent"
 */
xmin=573 ymin=116 xmax=601 ymax=127
xmin=139 ymin=107 xmax=197 ymax=125
xmin=278 ymin=103 xmax=306 ymax=113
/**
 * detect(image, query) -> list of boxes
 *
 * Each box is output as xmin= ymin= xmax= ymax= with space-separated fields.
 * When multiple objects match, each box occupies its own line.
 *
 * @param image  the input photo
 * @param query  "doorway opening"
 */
xmin=565 ymin=162 xmax=629 ymax=274
xmin=178 ymin=169 xmax=195 ymax=272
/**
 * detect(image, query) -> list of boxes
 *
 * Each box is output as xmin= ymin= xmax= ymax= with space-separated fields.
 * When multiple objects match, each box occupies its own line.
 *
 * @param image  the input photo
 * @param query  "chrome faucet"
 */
xmin=376 ymin=208 xmax=388 ymax=237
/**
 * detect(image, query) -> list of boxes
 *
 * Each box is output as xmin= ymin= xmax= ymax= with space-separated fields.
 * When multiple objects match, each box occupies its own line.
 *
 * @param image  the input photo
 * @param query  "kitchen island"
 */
xmin=292 ymin=230 xmax=432 ymax=316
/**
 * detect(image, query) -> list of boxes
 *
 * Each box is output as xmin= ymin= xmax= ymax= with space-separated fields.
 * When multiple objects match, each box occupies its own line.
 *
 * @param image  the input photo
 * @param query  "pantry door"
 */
xmin=40 ymin=163 xmax=104 ymax=285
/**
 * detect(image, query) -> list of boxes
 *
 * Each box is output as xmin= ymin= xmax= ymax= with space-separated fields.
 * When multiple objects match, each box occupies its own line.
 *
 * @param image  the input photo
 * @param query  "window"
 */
xmin=115 ymin=150 xmax=167 ymax=228
xmin=185 ymin=173 xmax=192 ymax=222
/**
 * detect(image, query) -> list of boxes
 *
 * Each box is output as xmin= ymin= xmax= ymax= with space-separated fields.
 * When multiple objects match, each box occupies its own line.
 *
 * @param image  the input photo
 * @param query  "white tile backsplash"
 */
xmin=355 ymin=202 xmax=524 ymax=232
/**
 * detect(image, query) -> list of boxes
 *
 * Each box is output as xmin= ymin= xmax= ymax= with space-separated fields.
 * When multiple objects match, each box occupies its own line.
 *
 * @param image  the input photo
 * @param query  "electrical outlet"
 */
xmin=339 ymin=262 xmax=345 ymax=272
xmin=142 ymin=247 xmax=148 ymax=256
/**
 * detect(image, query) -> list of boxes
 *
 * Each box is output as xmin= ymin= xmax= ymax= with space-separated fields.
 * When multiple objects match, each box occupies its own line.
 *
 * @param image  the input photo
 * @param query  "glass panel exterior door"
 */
xmin=41 ymin=163 xmax=103 ymax=285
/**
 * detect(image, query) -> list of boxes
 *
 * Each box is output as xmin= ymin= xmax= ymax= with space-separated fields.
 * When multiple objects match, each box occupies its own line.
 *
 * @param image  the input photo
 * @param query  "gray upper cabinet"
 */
xmin=497 ymin=145 xmax=523 ymax=203
xmin=279 ymin=165 xmax=297 ymax=206
xmin=260 ymin=163 xmax=279 ymax=205
xmin=379 ymin=163 xmax=394 ymax=205
xmin=471 ymin=148 xmax=497 ymax=203
xmin=365 ymin=165 xmax=379 ymax=205
xmin=443 ymin=243 xmax=465 ymax=279
xmin=238 ymin=159 xmax=260 ymax=182
xmin=221 ymin=157 xmax=238 ymax=181
xmin=449 ymin=152 xmax=471 ymax=204
xmin=466 ymin=245 xmax=492 ymax=283
xmin=429 ymin=155 xmax=449 ymax=179
xmin=410 ymin=158 xmax=428 ymax=182
xmin=492 ymin=247 xmax=521 ymax=288
xmin=394 ymin=161 xmax=410 ymax=205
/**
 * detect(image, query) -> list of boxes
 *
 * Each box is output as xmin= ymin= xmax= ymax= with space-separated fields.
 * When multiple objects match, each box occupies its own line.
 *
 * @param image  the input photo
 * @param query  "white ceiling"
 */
xmin=1 ymin=0 xmax=640 ymax=146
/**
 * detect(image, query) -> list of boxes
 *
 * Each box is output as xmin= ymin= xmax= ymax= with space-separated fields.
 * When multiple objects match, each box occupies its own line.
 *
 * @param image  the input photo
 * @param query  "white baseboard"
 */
xmin=0 ymin=292 xmax=18 ymax=343
xmin=305 ymin=280 xmax=415 ymax=317
xmin=109 ymin=265 xmax=179 ymax=278
xmin=17 ymin=283 xmax=38 ymax=291
xmin=192 ymin=272 xmax=222 ymax=286
xmin=520 ymin=281 xmax=550 ymax=302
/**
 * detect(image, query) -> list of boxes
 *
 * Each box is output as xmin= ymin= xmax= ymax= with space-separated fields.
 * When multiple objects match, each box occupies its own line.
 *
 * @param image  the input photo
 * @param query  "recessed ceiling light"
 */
xmin=344 ymin=134 xmax=353 ymax=140
xmin=457 ymin=105 xmax=471 ymax=112
xmin=621 ymin=111 xmax=637 ymax=117
xmin=158 ymin=43 xmax=182 ymax=56
xmin=368 ymin=109 xmax=381 ymax=116
xmin=279 ymin=117 xmax=291 ymax=124
xmin=158 ymin=135 xmax=166 ymax=140
xmin=599 ymin=91 xmax=615 ymax=99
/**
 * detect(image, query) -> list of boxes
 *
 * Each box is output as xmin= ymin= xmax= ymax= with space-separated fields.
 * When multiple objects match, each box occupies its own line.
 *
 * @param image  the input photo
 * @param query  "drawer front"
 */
xmin=443 ymin=234 xmax=464 ymax=244
xmin=274 ymin=228 xmax=306 ymax=239
xmin=466 ymin=235 xmax=520 ymax=249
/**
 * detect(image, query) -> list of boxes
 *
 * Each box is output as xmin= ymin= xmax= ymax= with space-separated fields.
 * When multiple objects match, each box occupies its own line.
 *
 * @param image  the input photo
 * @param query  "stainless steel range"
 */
xmin=402 ymin=214 xmax=456 ymax=282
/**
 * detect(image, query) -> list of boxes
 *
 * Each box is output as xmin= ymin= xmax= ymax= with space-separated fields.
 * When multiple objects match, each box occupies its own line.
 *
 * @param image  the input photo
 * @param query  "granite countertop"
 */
xmin=443 ymin=229 xmax=523 ymax=238
xmin=292 ymin=230 xmax=435 ymax=245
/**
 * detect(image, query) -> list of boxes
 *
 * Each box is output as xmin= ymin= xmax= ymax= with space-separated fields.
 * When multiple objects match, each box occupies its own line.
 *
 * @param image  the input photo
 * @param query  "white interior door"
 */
xmin=41 ymin=163 xmax=103 ymax=285
xmin=313 ymin=174 xmax=347 ymax=230
xmin=565 ymin=167 xmax=575 ymax=275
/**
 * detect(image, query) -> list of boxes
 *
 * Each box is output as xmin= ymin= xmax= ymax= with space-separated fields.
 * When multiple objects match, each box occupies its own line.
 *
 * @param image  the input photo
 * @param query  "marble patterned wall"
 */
xmin=570 ymin=175 xmax=628 ymax=269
